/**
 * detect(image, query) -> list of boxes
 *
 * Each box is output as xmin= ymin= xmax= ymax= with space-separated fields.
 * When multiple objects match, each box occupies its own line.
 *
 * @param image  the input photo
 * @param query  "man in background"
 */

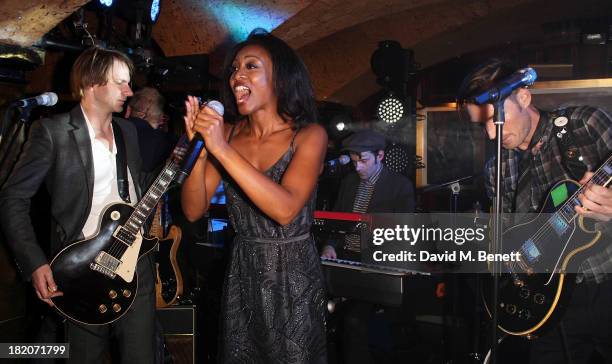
xmin=125 ymin=86 xmax=176 ymax=173
xmin=321 ymin=129 xmax=415 ymax=364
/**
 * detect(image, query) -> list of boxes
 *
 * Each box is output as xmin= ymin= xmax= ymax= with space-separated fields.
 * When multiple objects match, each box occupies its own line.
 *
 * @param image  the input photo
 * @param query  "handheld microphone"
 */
xmin=326 ymin=155 xmax=350 ymax=167
xmin=11 ymin=92 xmax=58 ymax=108
xmin=175 ymin=100 xmax=224 ymax=184
xmin=470 ymin=68 xmax=537 ymax=105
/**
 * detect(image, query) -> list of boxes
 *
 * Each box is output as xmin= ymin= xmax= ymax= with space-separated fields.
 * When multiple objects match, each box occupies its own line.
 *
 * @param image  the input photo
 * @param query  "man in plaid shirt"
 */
xmin=458 ymin=59 xmax=612 ymax=363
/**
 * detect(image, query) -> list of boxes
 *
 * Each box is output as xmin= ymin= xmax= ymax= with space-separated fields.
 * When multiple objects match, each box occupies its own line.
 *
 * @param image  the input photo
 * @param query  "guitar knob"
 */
xmin=505 ymin=304 xmax=517 ymax=315
xmin=109 ymin=290 xmax=117 ymax=299
xmin=122 ymin=289 xmax=132 ymax=298
xmin=518 ymin=309 xmax=531 ymax=320
xmin=99 ymin=304 xmax=108 ymax=313
xmin=112 ymin=303 xmax=122 ymax=313
xmin=513 ymin=278 xmax=524 ymax=287
xmin=519 ymin=287 xmax=530 ymax=299
xmin=534 ymin=293 xmax=545 ymax=305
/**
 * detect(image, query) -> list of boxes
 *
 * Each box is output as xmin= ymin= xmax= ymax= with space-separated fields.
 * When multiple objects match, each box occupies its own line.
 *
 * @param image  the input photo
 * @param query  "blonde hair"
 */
xmin=70 ymin=46 xmax=134 ymax=99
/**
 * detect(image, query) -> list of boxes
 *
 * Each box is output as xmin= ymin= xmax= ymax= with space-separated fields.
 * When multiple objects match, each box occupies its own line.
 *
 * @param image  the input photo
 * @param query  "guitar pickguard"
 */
xmin=114 ymin=231 xmax=143 ymax=283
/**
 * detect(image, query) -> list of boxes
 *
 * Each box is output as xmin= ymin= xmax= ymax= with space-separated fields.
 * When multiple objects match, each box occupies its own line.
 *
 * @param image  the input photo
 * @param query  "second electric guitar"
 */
xmin=483 ymin=154 xmax=611 ymax=337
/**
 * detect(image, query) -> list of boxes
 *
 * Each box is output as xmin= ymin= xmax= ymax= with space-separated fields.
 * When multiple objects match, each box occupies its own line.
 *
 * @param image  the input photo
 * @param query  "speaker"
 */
xmin=157 ymin=305 xmax=196 ymax=364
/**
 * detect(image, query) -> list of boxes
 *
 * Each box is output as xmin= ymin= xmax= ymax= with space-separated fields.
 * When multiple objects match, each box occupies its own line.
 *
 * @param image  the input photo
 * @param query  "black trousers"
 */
xmin=64 ymin=256 xmax=156 ymax=364
xmin=529 ymin=278 xmax=612 ymax=364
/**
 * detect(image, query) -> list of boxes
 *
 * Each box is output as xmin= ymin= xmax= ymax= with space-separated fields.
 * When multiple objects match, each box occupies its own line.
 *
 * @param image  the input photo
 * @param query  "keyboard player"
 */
xmin=320 ymin=129 xmax=415 ymax=364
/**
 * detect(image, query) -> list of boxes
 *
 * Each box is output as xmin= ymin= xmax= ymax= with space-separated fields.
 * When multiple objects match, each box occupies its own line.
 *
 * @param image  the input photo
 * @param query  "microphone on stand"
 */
xmin=470 ymin=68 xmax=537 ymax=105
xmin=11 ymin=92 xmax=58 ymax=108
xmin=174 ymin=100 xmax=224 ymax=184
xmin=326 ymin=155 xmax=350 ymax=168
xmin=321 ymin=155 xmax=351 ymax=179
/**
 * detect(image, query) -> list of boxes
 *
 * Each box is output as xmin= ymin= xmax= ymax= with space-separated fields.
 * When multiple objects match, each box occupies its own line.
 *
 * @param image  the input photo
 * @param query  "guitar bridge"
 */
xmin=90 ymin=251 xmax=121 ymax=278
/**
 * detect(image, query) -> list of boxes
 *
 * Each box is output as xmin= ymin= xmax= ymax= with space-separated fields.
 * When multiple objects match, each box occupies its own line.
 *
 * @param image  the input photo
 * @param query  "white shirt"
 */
xmin=81 ymin=107 xmax=138 ymax=238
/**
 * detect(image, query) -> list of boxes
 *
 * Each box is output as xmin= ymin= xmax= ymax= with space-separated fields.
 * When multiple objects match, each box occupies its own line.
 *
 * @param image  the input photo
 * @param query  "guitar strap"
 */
xmin=514 ymin=108 xmax=587 ymax=213
xmin=550 ymin=110 xmax=588 ymax=180
xmin=112 ymin=120 xmax=131 ymax=203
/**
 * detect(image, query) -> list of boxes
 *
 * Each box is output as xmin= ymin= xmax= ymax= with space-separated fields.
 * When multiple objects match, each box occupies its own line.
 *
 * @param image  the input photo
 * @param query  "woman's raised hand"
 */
xmin=183 ymin=95 xmax=208 ymax=159
xmin=183 ymin=95 xmax=200 ymax=141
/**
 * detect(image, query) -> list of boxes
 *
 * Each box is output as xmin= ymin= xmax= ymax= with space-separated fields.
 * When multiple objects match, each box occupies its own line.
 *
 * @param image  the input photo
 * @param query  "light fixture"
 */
xmin=99 ymin=0 xmax=113 ymax=7
xmin=150 ymin=0 xmax=161 ymax=23
xmin=384 ymin=143 xmax=411 ymax=175
xmin=335 ymin=122 xmax=346 ymax=131
xmin=371 ymin=40 xmax=405 ymax=88
xmin=376 ymin=92 xmax=405 ymax=124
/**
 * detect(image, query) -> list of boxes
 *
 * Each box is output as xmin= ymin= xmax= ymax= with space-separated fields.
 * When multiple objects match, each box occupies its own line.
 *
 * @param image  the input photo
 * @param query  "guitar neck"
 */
xmin=122 ymin=160 xmax=181 ymax=236
xmin=557 ymin=154 xmax=612 ymax=224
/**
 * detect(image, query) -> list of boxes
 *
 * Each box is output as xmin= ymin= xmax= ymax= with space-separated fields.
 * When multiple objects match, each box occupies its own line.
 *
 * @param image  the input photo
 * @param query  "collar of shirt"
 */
xmin=367 ymin=163 xmax=384 ymax=185
xmin=526 ymin=110 xmax=550 ymax=153
xmin=81 ymin=105 xmax=116 ymax=155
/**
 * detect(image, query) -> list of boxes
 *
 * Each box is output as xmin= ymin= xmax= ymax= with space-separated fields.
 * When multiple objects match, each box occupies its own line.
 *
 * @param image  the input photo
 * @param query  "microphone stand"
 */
xmin=0 ymin=106 xmax=33 ymax=187
xmin=490 ymin=99 xmax=505 ymax=364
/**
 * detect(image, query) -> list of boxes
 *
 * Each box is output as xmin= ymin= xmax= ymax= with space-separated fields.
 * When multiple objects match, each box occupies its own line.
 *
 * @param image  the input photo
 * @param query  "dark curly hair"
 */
xmin=220 ymin=31 xmax=317 ymax=126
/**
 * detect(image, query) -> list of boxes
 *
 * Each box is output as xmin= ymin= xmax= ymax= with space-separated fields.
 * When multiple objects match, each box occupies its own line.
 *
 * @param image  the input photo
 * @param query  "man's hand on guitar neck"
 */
xmin=31 ymin=264 xmax=63 ymax=307
xmin=576 ymin=171 xmax=612 ymax=222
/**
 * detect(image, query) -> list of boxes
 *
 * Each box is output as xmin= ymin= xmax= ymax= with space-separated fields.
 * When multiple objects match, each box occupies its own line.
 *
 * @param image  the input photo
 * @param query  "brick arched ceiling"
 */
xmin=152 ymin=0 xmax=314 ymax=56
xmin=1 ymin=0 xmax=610 ymax=105
xmin=322 ymin=0 xmax=612 ymax=105
xmin=274 ymin=0 xmax=449 ymax=50
xmin=0 ymin=0 xmax=88 ymax=46
xmin=296 ymin=0 xmax=537 ymax=103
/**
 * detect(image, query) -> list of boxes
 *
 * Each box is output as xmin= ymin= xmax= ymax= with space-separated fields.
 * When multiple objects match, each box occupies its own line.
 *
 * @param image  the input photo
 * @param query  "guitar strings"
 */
xmin=105 ymin=158 xmax=181 ymax=260
xmin=519 ymin=162 xmax=611 ymax=273
xmin=530 ymin=165 xmax=609 ymax=246
xmin=529 ymin=162 xmax=609 ymax=245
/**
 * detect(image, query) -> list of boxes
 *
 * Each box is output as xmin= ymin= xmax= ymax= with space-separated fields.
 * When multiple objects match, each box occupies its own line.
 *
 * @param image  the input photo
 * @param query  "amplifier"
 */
xmin=157 ymin=305 xmax=196 ymax=364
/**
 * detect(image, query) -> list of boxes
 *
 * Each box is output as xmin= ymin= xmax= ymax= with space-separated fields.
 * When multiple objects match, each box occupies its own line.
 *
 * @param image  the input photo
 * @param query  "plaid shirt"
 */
xmin=485 ymin=106 xmax=612 ymax=283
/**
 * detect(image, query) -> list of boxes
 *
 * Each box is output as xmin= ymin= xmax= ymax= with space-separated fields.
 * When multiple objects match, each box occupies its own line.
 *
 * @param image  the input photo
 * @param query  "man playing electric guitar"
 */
xmin=0 ymin=47 xmax=156 ymax=363
xmin=458 ymin=59 xmax=612 ymax=364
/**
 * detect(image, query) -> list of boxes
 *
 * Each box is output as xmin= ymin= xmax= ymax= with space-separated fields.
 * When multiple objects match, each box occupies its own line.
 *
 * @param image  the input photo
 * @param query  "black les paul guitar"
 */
xmin=49 ymin=157 xmax=181 ymax=325
xmin=483 ymin=154 xmax=611 ymax=337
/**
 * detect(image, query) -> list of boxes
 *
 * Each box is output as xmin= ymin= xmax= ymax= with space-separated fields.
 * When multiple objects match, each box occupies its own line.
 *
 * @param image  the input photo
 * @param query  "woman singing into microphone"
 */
xmin=181 ymin=31 xmax=328 ymax=363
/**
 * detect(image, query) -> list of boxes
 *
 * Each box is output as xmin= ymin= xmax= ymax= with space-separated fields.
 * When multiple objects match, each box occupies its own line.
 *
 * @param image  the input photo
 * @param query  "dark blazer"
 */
xmin=0 ymin=106 xmax=145 ymax=280
xmin=334 ymin=167 xmax=415 ymax=213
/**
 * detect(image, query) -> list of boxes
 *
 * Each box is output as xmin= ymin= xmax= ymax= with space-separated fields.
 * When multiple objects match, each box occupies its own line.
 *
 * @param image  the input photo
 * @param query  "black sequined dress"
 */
xmin=219 ymin=131 xmax=327 ymax=364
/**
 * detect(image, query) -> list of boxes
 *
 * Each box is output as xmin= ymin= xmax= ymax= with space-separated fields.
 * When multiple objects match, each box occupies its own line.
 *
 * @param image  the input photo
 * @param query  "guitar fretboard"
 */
xmin=121 ymin=160 xmax=181 ymax=238
xmin=557 ymin=155 xmax=612 ymax=224
xmin=520 ymin=154 xmax=612 ymax=262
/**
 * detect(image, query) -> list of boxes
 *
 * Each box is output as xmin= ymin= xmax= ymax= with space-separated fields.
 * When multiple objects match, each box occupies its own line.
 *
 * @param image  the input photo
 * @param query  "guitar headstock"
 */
xmin=170 ymin=134 xmax=189 ymax=164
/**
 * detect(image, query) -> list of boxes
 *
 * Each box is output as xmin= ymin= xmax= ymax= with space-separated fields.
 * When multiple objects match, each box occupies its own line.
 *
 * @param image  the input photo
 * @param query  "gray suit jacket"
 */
xmin=0 ymin=106 xmax=145 ymax=280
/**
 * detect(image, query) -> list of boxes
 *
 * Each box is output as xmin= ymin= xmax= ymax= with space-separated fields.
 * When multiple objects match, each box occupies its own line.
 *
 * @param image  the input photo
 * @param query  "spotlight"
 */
xmin=335 ymin=122 xmax=346 ymax=131
xmin=99 ymin=0 xmax=113 ymax=7
xmin=150 ymin=0 xmax=161 ymax=23
xmin=385 ymin=143 xmax=411 ymax=175
xmin=376 ymin=93 xmax=404 ymax=124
